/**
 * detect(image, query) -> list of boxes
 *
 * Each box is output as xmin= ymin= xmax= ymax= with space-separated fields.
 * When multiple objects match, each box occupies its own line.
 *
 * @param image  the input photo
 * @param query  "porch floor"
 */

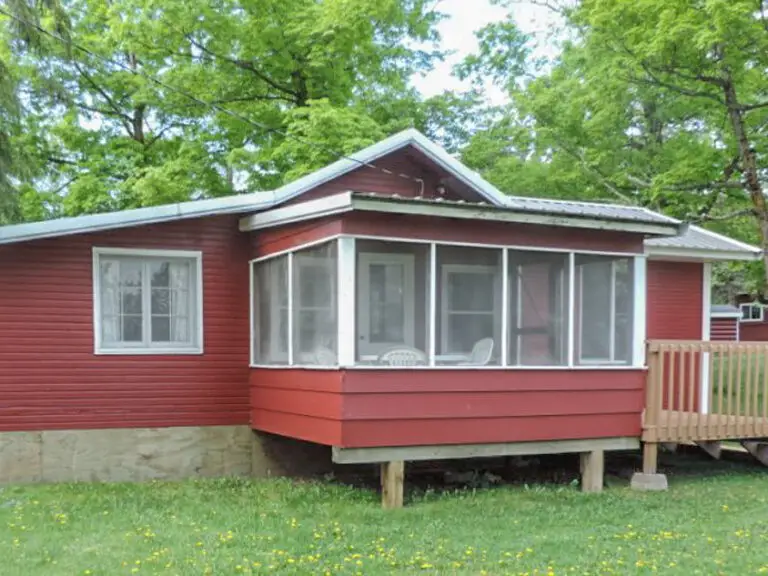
xmin=643 ymin=409 xmax=768 ymax=443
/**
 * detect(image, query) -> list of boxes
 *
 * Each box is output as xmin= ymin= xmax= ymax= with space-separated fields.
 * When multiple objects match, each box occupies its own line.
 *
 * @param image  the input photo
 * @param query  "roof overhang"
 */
xmin=239 ymin=191 xmax=684 ymax=237
xmin=644 ymin=246 xmax=762 ymax=262
xmin=711 ymin=311 xmax=742 ymax=319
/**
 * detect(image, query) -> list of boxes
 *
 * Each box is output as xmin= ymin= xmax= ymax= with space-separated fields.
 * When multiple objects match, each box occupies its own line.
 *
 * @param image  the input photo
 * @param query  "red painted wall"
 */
xmin=249 ymin=369 xmax=644 ymax=447
xmin=0 ymin=215 xmax=250 ymax=431
xmin=646 ymin=260 xmax=704 ymax=411
xmin=711 ymin=318 xmax=739 ymax=341
xmin=739 ymin=321 xmax=768 ymax=341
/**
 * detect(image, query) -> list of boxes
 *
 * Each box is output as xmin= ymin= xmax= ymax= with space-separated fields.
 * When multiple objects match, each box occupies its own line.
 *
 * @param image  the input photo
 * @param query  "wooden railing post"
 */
xmin=645 ymin=344 xmax=661 ymax=442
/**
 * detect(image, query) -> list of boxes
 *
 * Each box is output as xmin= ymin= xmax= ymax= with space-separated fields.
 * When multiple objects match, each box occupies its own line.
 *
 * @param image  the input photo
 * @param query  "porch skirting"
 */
xmin=0 ymin=426 xmax=331 ymax=484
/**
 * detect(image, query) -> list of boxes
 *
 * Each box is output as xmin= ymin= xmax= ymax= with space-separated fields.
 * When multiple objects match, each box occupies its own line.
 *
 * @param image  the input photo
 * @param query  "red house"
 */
xmin=0 ymin=130 xmax=762 ymax=500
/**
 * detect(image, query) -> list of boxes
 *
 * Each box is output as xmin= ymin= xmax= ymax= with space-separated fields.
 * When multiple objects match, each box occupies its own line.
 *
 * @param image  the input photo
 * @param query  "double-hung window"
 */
xmin=94 ymin=248 xmax=203 ymax=354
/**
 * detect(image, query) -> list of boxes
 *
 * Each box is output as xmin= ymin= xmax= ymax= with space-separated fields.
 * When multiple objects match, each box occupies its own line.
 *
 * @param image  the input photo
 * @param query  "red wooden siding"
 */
xmin=249 ymin=212 xmax=645 ymax=261
xmin=0 ymin=215 xmax=250 ymax=431
xmin=249 ymin=369 xmax=343 ymax=445
xmin=739 ymin=321 xmax=768 ymax=341
xmin=342 ymin=212 xmax=644 ymax=253
xmin=711 ymin=318 xmax=739 ymax=341
xmin=646 ymin=261 xmax=704 ymax=411
xmin=249 ymin=369 xmax=644 ymax=448
xmin=291 ymin=148 xmax=465 ymax=204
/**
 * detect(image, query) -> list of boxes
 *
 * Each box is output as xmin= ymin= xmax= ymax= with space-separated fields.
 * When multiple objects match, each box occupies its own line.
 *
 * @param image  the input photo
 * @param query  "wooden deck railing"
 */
xmin=645 ymin=340 xmax=768 ymax=443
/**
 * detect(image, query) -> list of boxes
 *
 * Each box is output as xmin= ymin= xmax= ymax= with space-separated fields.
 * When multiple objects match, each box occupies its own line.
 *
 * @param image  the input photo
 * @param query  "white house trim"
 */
xmin=645 ymin=247 xmax=761 ymax=262
xmin=710 ymin=311 xmax=742 ymax=319
xmin=92 ymin=247 xmax=204 ymax=355
xmin=700 ymin=262 xmax=712 ymax=414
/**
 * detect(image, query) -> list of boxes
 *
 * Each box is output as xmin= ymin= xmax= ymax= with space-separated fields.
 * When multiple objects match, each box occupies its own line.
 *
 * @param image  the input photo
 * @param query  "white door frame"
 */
xmin=357 ymin=252 xmax=416 ymax=356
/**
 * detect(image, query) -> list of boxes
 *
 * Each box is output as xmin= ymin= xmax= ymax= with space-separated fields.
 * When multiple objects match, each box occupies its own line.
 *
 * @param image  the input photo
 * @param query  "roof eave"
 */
xmin=645 ymin=246 xmax=762 ymax=262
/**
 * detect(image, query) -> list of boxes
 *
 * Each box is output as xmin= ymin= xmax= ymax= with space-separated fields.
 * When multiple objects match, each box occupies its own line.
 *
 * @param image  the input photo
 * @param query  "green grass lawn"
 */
xmin=3 ymin=458 xmax=768 ymax=575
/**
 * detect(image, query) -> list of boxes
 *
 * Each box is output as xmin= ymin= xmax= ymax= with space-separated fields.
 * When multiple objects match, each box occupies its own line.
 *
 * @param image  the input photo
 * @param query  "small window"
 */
xmin=740 ymin=303 xmax=764 ymax=323
xmin=94 ymin=248 xmax=202 ymax=354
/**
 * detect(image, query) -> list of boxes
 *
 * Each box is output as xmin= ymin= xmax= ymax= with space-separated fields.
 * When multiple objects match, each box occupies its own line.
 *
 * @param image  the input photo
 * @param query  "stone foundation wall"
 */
xmin=0 ymin=426 xmax=331 ymax=484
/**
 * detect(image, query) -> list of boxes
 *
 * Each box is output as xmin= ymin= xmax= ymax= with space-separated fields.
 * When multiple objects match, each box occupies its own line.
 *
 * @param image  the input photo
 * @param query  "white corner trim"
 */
xmin=632 ymin=255 xmax=647 ymax=368
xmin=92 ymin=247 xmax=204 ymax=355
xmin=700 ymin=263 xmax=712 ymax=414
xmin=337 ymin=237 xmax=356 ymax=367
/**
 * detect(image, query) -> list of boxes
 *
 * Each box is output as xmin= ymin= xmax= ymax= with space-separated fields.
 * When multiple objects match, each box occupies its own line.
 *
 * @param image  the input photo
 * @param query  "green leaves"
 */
xmin=2 ymin=0 xmax=449 ymax=219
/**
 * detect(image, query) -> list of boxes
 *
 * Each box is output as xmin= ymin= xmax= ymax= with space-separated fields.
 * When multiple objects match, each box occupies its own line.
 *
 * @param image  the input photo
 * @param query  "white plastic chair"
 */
xmin=459 ymin=338 xmax=494 ymax=366
xmin=377 ymin=346 xmax=427 ymax=367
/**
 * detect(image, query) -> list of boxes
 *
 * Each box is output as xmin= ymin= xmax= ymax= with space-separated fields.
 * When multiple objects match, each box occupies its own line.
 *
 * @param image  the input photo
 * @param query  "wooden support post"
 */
xmin=381 ymin=461 xmax=404 ymax=509
xmin=580 ymin=450 xmax=604 ymax=493
xmin=642 ymin=442 xmax=658 ymax=475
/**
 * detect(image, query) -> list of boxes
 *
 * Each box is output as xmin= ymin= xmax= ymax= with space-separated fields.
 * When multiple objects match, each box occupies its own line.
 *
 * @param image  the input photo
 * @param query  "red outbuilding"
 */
xmin=0 ymin=130 xmax=762 ymax=497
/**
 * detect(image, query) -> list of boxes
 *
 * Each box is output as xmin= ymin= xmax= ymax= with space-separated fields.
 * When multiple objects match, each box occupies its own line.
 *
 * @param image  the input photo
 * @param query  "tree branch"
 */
xmin=73 ymin=62 xmax=133 ymax=135
xmin=694 ymin=208 xmax=755 ymax=223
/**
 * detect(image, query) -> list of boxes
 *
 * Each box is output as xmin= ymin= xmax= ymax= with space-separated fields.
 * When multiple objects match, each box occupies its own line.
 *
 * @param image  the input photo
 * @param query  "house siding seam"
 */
xmin=0 ymin=215 xmax=251 ymax=432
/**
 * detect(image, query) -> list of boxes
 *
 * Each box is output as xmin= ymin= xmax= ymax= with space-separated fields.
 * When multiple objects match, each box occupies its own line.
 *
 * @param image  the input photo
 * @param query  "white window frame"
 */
xmin=577 ymin=258 xmax=632 ymax=366
xmin=357 ymin=252 xmax=416 ymax=357
xmin=293 ymin=252 xmax=337 ymax=363
xmin=440 ymin=263 xmax=500 ymax=355
xmin=740 ymin=302 xmax=764 ymax=323
xmin=249 ymin=234 xmax=647 ymax=371
xmin=92 ymin=247 xmax=203 ymax=355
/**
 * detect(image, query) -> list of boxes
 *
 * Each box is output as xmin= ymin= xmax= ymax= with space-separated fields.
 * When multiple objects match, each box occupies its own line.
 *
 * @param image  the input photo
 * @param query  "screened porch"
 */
xmin=250 ymin=237 xmax=644 ymax=369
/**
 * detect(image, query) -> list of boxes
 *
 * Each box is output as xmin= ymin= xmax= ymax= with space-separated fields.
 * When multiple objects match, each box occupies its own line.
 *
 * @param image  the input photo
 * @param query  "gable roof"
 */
xmin=0 ymin=128 xmax=757 ymax=261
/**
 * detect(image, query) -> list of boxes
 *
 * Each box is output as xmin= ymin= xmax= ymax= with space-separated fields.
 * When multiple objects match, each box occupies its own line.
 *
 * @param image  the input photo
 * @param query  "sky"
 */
xmin=412 ymin=0 xmax=562 ymax=104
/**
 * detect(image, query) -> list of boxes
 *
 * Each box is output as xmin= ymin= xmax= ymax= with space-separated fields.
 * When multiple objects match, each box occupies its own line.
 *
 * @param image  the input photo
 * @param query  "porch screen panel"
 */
xmin=575 ymin=254 xmax=634 ymax=365
xmin=435 ymin=245 xmax=502 ymax=366
xmin=291 ymin=241 xmax=338 ymax=366
xmin=252 ymin=255 xmax=288 ymax=365
xmin=355 ymin=240 xmax=430 ymax=364
xmin=508 ymin=250 xmax=569 ymax=366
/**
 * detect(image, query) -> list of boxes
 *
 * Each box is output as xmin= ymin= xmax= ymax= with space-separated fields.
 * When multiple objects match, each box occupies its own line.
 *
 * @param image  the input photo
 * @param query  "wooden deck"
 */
xmin=645 ymin=410 xmax=768 ymax=443
xmin=642 ymin=340 xmax=768 ymax=474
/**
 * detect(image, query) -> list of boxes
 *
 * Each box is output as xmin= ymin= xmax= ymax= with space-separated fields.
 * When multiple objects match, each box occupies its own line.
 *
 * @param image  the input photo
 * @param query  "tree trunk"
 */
xmin=722 ymin=77 xmax=768 ymax=291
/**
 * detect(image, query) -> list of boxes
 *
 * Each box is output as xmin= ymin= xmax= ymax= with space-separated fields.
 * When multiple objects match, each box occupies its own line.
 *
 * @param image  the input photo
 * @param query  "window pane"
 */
xmin=151 ymin=316 xmax=171 ymax=342
xmin=150 ymin=261 xmax=170 ymax=288
xmin=575 ymin=255 xmax=634 ymax=365
xmin=369 ymin=263 xmax=405 ymax=343
xmin=509 ymin=251 xmax=569 ymax=366
xmin=120 ymin=261 xmax=142 ymax=288
xmin=253 ymin=255 xmax=289 ymax=365
xmin=121 ymin=288 xmax=142 ymax=315
xmin=122 ymin=315 xmax=143 ymax=342
xmin=151 ymin=289 xmax=169 ymax=314
xmin=355 ymin=240 xmax=431 ymax=365
xmin=436 ymin=246 xmax=502 ymax=365
xmin=292 ymin=242 xmax=338 ymax=365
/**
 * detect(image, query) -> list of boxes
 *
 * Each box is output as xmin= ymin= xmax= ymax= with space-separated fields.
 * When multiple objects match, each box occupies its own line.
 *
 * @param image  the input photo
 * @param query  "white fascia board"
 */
xmin=350 ymin=197 xmax=681 ymax=236
xmin=239 ymin=191 xmax=354 ymax=232
xmin=710 ymin=312 xmax=742 ymax=319
xmin=645 ymin=246 xmax=762 ymax=262
xmin=0 ymin=192 xmax=277 ymax=246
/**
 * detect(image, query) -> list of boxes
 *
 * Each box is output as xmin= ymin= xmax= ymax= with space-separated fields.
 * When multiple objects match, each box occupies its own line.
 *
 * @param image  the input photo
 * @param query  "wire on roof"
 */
xmin=0 ymin=7 xmax=426 ymax=194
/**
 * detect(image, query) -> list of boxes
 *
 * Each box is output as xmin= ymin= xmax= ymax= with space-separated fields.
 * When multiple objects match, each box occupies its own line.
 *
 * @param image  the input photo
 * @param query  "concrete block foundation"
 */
xmin=0 ymin=426 xmax=331 ymax=484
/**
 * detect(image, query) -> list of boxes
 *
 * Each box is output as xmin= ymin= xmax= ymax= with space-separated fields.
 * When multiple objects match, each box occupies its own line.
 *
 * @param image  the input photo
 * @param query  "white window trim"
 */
xmin=92 ymin=247 xmax=204 ymax=355
xmin=739 ymin=302 xmax=764 ymax=323
xmin=577 ymin=259 xmax=633 ymax=366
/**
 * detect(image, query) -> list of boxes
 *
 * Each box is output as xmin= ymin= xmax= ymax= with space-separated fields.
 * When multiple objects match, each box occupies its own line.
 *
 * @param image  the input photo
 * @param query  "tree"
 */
xmin=2 ymin=0 xmax=463 ymax=219
xmin=461 ymin=0 xmax=768 ymax=293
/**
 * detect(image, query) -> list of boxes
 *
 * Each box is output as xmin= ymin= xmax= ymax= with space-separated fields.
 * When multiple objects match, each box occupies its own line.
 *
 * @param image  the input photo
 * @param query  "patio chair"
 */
xmin=459 ymin=338 xmax=494 ymax=366
xmin=377 ymin=346 xmax=427 ymax=367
